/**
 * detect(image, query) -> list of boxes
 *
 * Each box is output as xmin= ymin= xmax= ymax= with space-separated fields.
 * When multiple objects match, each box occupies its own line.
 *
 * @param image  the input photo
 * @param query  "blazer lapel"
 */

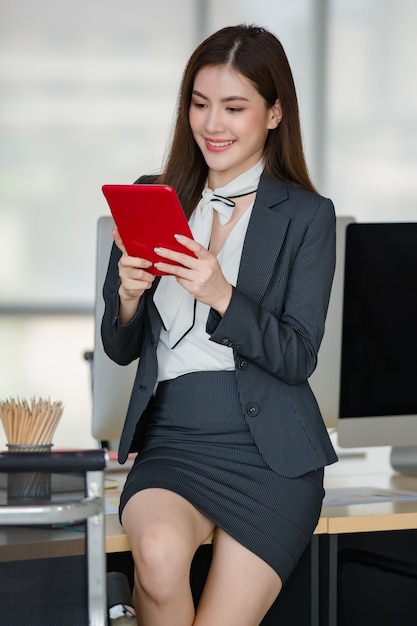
xmin=237 ymin=177 xmax=290 ymax=302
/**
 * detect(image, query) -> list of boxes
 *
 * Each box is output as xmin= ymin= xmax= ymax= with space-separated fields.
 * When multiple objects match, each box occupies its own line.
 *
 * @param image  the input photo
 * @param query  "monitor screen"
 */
xmin=91 ymin=216 xmax=138 ymax=445
xmin=338 ymin=223 xmax=417 ymax=451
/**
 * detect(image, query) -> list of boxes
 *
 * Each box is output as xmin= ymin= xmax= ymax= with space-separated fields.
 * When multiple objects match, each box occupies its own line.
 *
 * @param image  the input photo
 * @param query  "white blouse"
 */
xmin=156 ymin=203 xmax=254 ymax=382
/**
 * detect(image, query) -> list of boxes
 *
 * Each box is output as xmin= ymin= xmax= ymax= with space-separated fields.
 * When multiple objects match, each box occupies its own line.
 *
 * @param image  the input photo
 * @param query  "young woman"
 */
xmin=102 ymin=24 xmax=338 ymax=626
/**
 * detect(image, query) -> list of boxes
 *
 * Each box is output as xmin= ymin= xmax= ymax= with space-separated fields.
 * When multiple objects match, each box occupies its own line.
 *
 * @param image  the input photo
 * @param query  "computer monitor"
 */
xmin=337 ymin=222 xmax=417 ymax=473
xmin=91 ymin=217 xmax=138 ymax=446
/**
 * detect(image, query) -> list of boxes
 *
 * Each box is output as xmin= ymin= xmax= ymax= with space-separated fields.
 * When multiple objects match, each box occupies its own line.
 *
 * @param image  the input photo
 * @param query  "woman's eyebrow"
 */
xmin=192 ymin=89 xmax=249 ymax=102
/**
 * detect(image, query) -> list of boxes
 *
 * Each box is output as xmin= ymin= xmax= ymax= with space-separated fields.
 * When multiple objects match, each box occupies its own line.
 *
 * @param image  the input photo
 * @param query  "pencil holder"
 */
xmin=6 ymin=443 xmax=53 ymax=501
xmin=0 ymin=397 xmax=64 ymax=501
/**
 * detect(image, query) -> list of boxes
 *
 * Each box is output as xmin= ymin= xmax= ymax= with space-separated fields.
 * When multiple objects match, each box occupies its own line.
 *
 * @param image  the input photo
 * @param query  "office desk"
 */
xmin=320 ymin=446 xmax=417 ymax=626
xmin=324 ymin=446 xmax=417 ymax=533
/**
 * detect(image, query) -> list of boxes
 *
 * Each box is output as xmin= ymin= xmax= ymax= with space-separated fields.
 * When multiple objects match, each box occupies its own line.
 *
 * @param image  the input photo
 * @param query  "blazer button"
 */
xmin=221 ymin=338 xmax=233 ymax=347
xmin=246 ymin=403 xmax=260 ymax=417
xmin=238 ymin=359 xmax=248 ymax=370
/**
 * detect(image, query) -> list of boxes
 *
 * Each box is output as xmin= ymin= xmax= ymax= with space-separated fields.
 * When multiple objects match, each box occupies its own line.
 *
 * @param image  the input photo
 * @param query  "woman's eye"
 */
xmin=192 ymin=101 xmax=205 ymax=109
xmin=227 ymin=107 xmax=243 ymax=113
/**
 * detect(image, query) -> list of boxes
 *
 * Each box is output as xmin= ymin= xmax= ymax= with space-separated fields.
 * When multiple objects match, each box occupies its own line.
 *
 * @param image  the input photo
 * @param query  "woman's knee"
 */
xmin=130 ymin=522 xmax=192 ymax=601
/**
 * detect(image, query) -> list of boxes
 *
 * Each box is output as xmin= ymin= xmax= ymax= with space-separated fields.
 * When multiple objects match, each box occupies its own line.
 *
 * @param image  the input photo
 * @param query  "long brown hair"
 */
xmin=159 ymin=24 xmax=316 ymax=217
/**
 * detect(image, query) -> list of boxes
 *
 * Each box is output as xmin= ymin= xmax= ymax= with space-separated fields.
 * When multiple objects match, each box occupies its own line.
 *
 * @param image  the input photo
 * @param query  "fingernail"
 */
xmin=174 ymin=234 xmax=183 ymax=241
xmin=154 ymin=262 xmax=162 ymax=269
xmin=154 ymin=247 xmax=162 ymax=254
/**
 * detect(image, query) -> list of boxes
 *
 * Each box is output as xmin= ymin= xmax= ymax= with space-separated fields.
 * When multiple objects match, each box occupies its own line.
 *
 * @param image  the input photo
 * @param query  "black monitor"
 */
xmin=337 ymin=222 xmax=417 ymax=473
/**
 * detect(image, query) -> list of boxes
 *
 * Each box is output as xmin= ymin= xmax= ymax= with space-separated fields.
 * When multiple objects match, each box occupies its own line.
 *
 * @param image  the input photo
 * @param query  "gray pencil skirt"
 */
xmin=120 ymin=370 xmax=324 ymax=583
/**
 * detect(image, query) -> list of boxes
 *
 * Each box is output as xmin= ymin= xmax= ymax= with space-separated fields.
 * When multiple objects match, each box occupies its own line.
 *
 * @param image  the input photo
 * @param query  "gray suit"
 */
xmin=101 ymin=172 xmax=338 ymax=476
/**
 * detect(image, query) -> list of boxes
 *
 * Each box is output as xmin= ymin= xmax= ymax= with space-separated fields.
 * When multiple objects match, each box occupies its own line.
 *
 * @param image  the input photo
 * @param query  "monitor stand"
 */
xmin=390 ymin=446 xmax=417 ymax=475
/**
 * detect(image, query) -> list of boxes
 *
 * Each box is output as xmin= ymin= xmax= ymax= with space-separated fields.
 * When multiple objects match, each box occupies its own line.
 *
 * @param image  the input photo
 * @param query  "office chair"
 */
xmin=0 ymin=448 xmax=107 ymax=625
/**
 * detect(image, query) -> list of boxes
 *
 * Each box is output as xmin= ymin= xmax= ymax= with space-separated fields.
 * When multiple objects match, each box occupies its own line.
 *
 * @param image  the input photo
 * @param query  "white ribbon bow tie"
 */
xmin=203 ymin=190 xmax=236 ymax=225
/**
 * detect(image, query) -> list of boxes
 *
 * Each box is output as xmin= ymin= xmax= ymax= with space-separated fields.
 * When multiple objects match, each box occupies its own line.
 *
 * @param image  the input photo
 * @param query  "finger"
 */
xmin=154 ymin=244 xmax=207 ymax=270
xmin=119 ymin=273 xmax=155 ymax=298
xmin=154 ymin=251 xmax=198 ymax=275
xmin=153 ymin=260 xmax=189 ymax=277
xmin=174 ymin=234 xmax=207 ymax=257
xmin=119 ymin=266 xmax=155 ymax=295
xmin=119 ymin=254 xmax=153 ymax=271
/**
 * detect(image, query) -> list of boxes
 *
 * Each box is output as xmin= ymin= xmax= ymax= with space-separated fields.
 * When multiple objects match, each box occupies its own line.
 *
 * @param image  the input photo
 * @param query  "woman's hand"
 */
xmin=113 ymin=228 xmax=155 ymax=323
xmin=154 ymin=235 xmax=232 ymax=316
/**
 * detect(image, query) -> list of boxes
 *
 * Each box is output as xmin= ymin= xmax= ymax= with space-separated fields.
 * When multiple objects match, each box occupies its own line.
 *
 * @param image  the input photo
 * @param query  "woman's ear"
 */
xmin=267 ymin=99 xmax=283 ymax=130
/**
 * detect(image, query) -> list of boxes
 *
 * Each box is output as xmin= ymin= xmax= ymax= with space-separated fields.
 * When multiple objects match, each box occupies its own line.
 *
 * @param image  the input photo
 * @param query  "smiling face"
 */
xmin=189 ymin=64 xmax=282 ymax=189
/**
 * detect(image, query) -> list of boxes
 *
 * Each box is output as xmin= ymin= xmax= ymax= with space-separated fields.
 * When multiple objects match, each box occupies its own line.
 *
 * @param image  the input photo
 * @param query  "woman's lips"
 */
xmin=205 ymin=139 xmax=235 ymax=152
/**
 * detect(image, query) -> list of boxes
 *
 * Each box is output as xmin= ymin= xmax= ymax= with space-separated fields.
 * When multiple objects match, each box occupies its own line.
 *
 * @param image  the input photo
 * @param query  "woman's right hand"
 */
xmin=113 ymin=228 xmax=155 ymax=323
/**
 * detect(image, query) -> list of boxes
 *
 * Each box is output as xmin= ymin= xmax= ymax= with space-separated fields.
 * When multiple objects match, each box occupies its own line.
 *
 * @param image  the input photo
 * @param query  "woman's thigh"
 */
xmin=195 ymin=528 xmax=282 ymax=626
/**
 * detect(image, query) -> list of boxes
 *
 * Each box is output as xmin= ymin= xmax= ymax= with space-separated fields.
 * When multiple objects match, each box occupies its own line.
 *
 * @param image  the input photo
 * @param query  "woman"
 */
xmin=102 ymin=24 xmax=338 ymax=626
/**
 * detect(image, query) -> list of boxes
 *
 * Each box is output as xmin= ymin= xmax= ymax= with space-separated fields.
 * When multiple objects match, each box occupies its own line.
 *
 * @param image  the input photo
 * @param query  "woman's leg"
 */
xmin=121 ymin=488 xmax=215 ymax=626
xmin=194 ymin=528 xmax=283 ymax=626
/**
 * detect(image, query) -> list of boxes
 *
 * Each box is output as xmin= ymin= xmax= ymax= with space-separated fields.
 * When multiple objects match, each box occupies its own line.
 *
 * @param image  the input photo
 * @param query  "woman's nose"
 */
xmin=204 ymin=107 xmax=225 ymax=133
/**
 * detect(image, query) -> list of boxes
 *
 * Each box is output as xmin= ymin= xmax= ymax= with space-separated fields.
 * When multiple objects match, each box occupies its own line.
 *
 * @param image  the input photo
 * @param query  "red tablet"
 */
xmin=102 ymin=184 xmax=195 ymax=275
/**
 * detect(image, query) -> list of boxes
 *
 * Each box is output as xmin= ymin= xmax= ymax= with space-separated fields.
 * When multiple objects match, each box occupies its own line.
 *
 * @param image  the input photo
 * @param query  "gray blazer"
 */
xmin=101 ymin=172 xmax=338 ymax=477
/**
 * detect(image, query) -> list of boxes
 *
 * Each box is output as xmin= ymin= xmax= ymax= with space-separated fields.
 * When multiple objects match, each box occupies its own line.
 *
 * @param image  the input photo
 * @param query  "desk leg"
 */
xmin=319 ymin=534 xmax=338 ymax=626
xmin=310 ymin=535 xmax=320 ymax=626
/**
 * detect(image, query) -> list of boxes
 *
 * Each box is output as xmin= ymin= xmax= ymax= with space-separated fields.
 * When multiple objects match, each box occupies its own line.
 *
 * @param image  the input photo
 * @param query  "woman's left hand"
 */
xmin=154 ymin=235 xmax=232 ymax=316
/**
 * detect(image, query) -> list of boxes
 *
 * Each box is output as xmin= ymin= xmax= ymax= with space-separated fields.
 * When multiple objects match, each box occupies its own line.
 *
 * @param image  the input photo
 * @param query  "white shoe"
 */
xmin=109 ymin=603 xmax=136 ymax=624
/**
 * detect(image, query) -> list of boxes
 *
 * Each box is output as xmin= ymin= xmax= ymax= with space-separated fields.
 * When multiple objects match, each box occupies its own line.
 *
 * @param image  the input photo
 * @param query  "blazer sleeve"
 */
xmin=207 ymin=196 xmax=336 ymax=385
xmin=100 ymin=241 xmax=147 ymax=366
